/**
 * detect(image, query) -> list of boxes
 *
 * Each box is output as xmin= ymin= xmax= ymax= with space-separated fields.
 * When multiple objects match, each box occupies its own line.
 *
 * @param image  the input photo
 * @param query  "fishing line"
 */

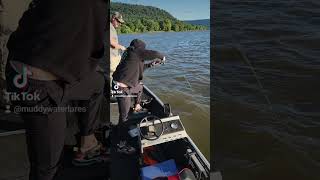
xmin=236 ymin=45 xmax=282 ymax=124
xmin=235 ymin=46 xmax=308 ymax=154
xmin=237 ymin=47 xmax=273 ymax=108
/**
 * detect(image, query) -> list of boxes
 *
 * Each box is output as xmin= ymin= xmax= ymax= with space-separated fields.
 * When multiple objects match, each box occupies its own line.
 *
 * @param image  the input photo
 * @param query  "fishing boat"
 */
xmin=109 ymin=85 xmax=221 ymax=180
xmin=0 ymin=85 xmax=221 ymax=180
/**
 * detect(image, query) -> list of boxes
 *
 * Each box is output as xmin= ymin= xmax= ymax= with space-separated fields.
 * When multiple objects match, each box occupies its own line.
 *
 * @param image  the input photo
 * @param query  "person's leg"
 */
xmin=116 ymin=84 xmax=143 ymax=122
xmin=24 ymin=112 xmax=66 ymax=180
xmin=113 ymin=85 xmax=132 ymax=140
xmin=97 ymin=56 xmax=110 ymax=99
xmin=65 ymin=70 xmax=106 ymax=164
xmin=130 ymin=83 xmax=143 ymax=111
xmin=77 ymin=92 xmax=104 ymax=152
xmin=6 ymin=63 xmax=65 ymax=180
xmin=24 ymin=81 xmax=65 ymax=180
xmin=134 ymin=83 xmax=143 ymax=104
xmin=117 ymin=94 xmax=131 ymax=123
xmin=115 ymin=87 xmax=138 ymax=154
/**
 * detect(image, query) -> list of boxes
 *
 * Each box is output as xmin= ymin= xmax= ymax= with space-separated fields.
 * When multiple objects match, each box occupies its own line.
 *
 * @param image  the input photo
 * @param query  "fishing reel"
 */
xmin=150 ymin=57 xmax=166 ymax=67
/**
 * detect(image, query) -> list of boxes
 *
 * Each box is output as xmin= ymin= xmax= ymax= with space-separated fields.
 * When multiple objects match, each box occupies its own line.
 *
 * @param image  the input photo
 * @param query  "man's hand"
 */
xmin=148 ymin=59 xmax=163 ymax=68
xmin=110 ymin=37 xmax=126 ymax=51
xmin=161 ymin=56 xmax=166 ymax=64
xmin=120 ymin=45 xmax=127 ymax=51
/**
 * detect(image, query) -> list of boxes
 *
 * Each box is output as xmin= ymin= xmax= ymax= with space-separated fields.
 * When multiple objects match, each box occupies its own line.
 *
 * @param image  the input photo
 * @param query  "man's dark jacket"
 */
xmin=112 ymin=39 xmax=164 ymax=88
xmin=7 ymin=0 xmax=108 ymax=83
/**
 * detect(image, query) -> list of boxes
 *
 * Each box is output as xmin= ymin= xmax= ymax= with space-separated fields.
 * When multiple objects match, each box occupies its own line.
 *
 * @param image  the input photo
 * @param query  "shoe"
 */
xmin=116 ymin=140 xmax=137 ymax=155
xmin=72 ymin=143 xmax=109 ymax=166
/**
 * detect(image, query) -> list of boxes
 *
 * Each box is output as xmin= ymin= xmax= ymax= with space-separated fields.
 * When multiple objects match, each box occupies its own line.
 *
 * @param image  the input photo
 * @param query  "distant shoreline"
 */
xmin=119 ymin=29 xmax=209 ymax=35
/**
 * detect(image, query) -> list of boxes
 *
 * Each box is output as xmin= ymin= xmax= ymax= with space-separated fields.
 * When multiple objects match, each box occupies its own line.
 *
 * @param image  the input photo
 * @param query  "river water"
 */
xmin=119 ymin=31 xmax=211 ymax=159
xmin=214 ymin=1 xmax=320 ymax=179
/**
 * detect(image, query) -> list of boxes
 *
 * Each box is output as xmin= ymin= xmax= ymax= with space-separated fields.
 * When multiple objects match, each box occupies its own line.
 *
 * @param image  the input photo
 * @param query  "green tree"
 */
xmin=120 ymin=25 xmax=132 ymax=33
xmin=184 ymin=23 xmax=194 ymax=31
xmin=126 ymin=22 xmax=135 ymax=32
xmin=163 ymin=19 xmax=172 ymax=31
xmin=159 ymin=21 xmax=165 ymax=31
xmin=111 ymin=2 xmax=208 ymax=34
xmin=140 ymin=26 xmax=147 ymax=33
xmin=135 ymin=19 xmax=145 ymax=33
xmin=153 ymin=21 xmax=160 ymax=31
xmin=173 ymin=23 xmax=180 ymax=31
xmin=143 ymin=19 xmax=156 ymax=31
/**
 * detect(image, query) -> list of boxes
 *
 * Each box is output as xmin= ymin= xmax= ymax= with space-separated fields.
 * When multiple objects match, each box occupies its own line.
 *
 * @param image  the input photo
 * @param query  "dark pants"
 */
xmin=113 ymin=82 xmax=143 ymax=124
xmin=97 ymin=56 xmax=110 ymax=99
xmin=5 ymin=64 xmax=104 ymax=180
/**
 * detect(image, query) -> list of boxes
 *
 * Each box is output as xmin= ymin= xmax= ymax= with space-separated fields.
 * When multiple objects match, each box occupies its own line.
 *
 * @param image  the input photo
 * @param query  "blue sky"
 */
xmin=112 ymin=0 xmax=210 ymax=21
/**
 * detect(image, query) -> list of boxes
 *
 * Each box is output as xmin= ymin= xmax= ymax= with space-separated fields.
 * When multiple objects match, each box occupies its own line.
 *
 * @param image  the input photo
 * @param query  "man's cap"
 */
xmin=112 ymin=11 xmax=124 ymax=23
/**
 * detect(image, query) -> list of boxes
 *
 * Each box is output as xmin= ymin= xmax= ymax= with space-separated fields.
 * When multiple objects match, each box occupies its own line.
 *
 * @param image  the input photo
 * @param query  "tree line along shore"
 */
xmin=111 ymin=2 xmax=208 ymax=34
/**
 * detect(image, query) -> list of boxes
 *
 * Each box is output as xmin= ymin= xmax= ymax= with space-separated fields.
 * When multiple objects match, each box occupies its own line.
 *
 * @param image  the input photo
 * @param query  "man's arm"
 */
xmin=143 ymin=50 xmax=166 ymax=70
xmin=144 ymin=59 xmax=163 ymax=69
xmin=140 ymin=49 xmax=165 ymax=61
xmin=110 ymin=37 xmax=126 ymax=51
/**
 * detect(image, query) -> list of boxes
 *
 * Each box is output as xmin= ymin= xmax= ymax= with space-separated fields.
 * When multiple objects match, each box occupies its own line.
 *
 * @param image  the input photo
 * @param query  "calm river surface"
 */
xmin=214 ymin=1 xmax=320 ymax=179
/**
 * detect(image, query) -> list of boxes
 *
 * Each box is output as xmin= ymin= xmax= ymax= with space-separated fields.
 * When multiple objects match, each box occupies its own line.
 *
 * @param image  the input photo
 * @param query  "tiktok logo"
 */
xmin=114 ymin=83 xmax=119 ymax=90
xmin=13 ymin=65 xmax=28 ymax=89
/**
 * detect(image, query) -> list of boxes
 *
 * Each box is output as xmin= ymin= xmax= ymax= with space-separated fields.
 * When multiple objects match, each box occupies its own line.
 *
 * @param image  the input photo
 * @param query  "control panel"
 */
xmin=140 ymin=116 xmax=188 ymax=150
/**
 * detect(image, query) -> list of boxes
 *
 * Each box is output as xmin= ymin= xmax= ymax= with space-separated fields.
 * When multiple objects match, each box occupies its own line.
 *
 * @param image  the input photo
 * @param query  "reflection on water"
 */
xmin=214 ymin=0 xmax=320 ymax=179
xmin=119 ymin=31 xmax=211 ymax=158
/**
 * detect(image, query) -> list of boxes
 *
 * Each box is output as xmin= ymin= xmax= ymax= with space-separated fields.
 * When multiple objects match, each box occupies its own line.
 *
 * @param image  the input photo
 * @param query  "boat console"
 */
xmin=139 ymin=115 xmax=188 ymax=152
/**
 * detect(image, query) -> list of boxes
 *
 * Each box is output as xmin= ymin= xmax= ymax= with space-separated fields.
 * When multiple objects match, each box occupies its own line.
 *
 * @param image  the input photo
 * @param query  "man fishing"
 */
xmin=5 ymin=1 xmax=107 ymax=179
xmin=112 ymin=39 xmax=165 ymax=153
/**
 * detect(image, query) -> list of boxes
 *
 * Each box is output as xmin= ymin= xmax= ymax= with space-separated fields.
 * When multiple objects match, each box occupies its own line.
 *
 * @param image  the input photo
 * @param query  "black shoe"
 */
xmin=72 ymin=143 xmax=109 ymax=166
xmin=116 ymin=140 xmax=137 ymax=155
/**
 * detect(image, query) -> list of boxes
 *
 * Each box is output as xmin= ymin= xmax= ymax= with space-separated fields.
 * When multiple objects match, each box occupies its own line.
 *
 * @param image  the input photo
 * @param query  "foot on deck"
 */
xmin=116 ymin=140 xmax=137 ymax=155
xmin=72 ymin=143 xmax=110 ymax=166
